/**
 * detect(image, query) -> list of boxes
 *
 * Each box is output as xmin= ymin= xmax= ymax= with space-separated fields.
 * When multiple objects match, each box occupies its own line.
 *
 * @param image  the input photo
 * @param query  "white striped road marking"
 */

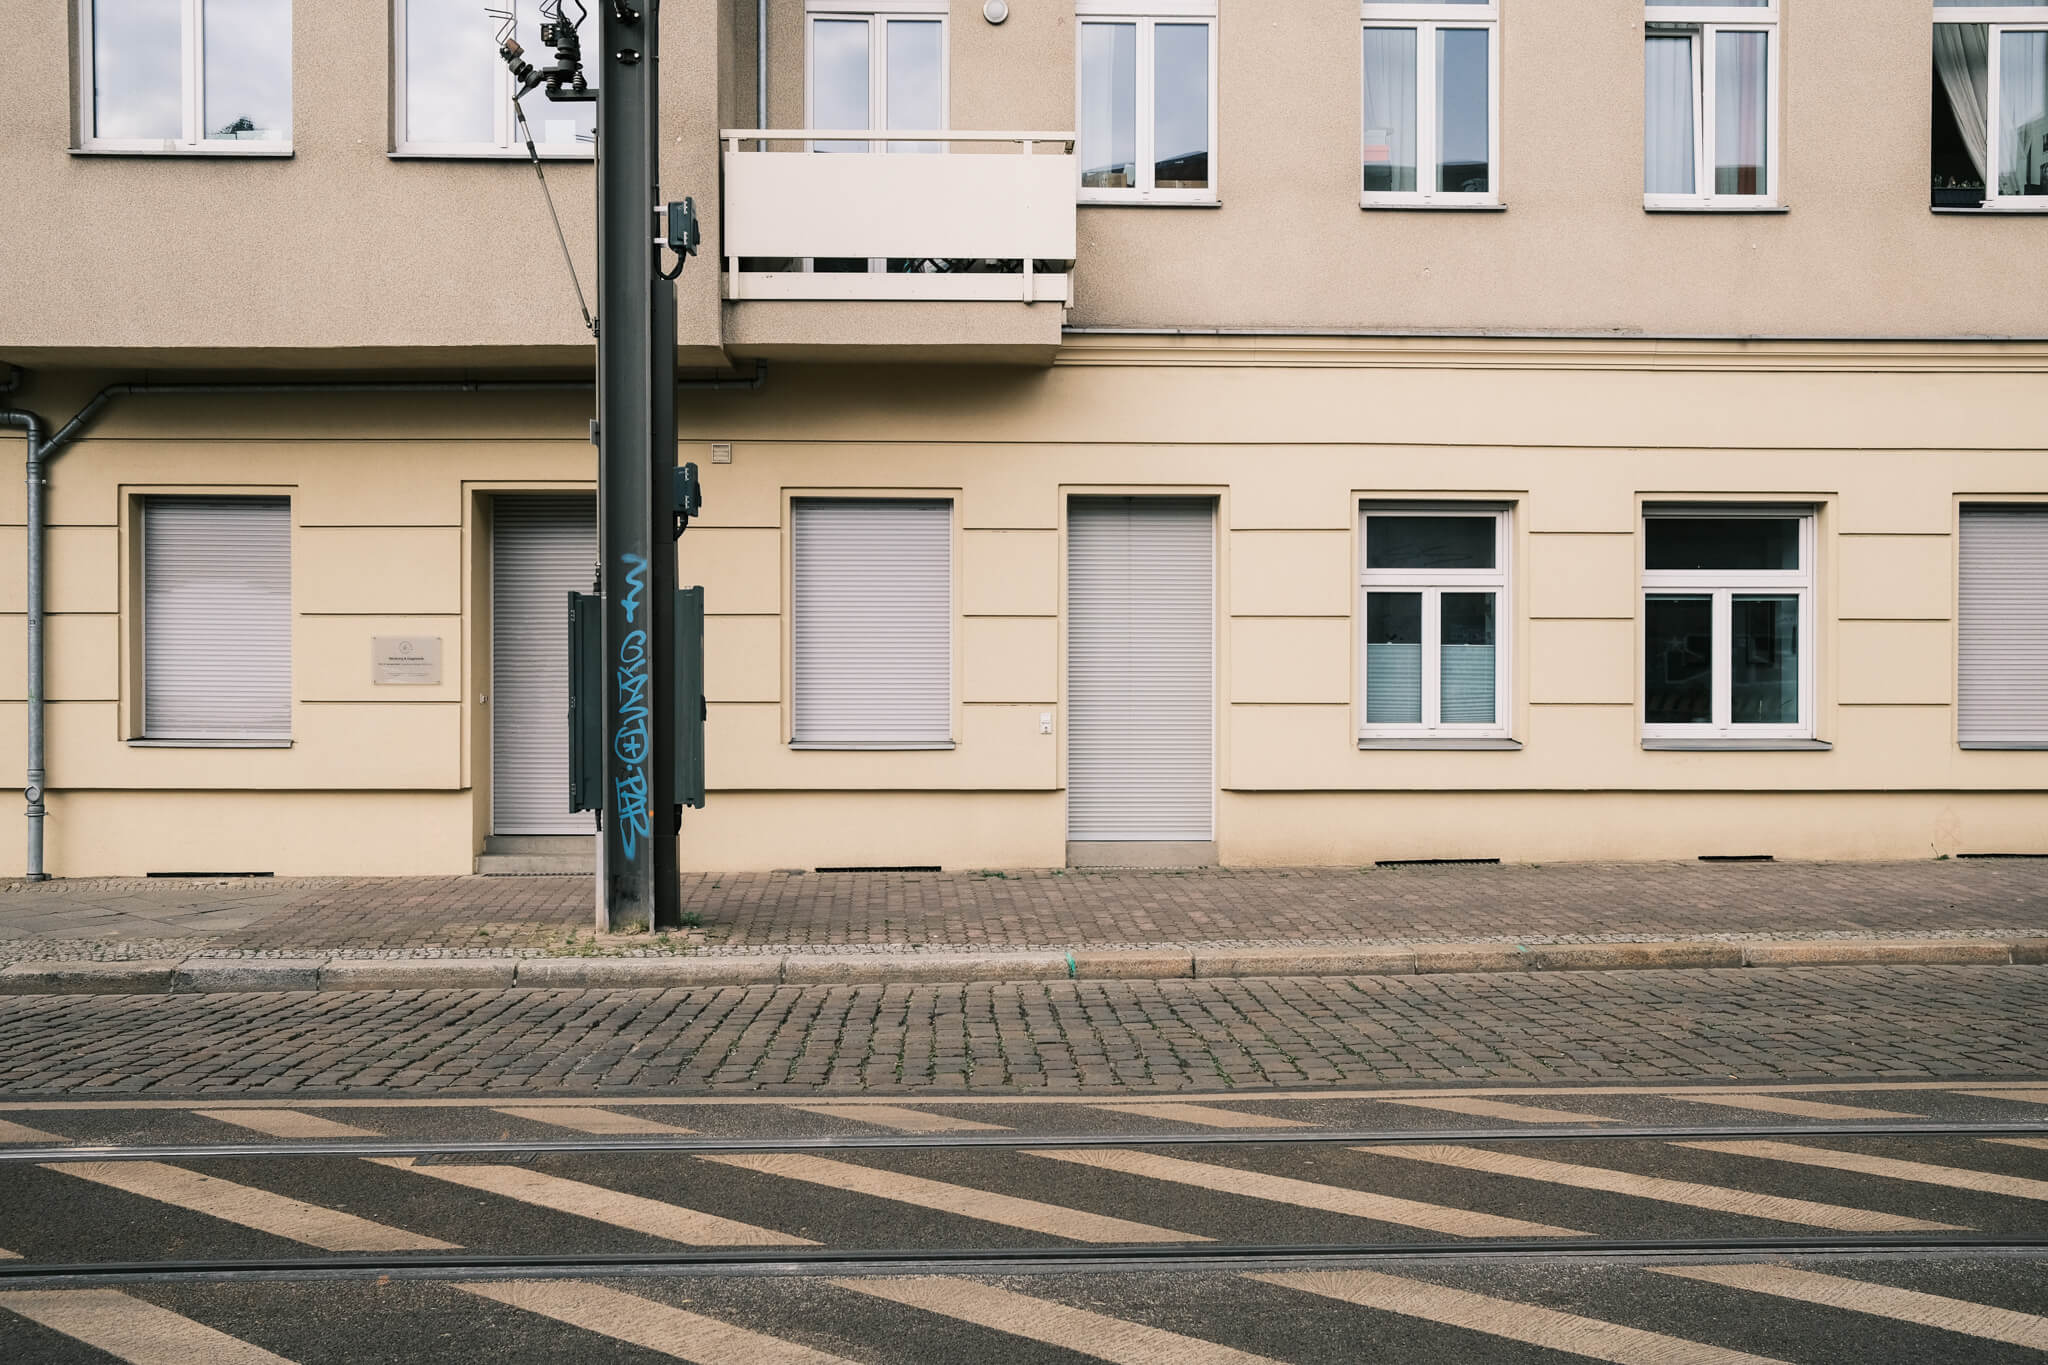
xmin=1028 ymin=1147 xmax=1583 ymax=1239
xmin=0 ymin=1117 xmax=64 ymax=1143
xmin=370 ymin=1157 xmax=810 ymax=1246
xmin=1670 ymin=1094 xmax=1920 ymax=1121
xmin=1679 ymin=1139 xmax=2048 ymax=1202
xmin=0 ymin=1248 xmax=18 ymax=1259
xmin=1378 ymin=1096 xmax=1616 ymax=1126
xmin=1658 ymin=1264 xmax=2048 ymax=1351
xmin=193 ymin=1109 xmax=382 ymax=1140
xmin=792 ymin=1104 xmax=1009 ymax=1133
xmin=1960 ymin=1089 xmax=2048 ymax=1105
xmin=48 ymin=1162 xmax=455 ymax=1252
xmin=460 ymin=1281 xmax=859 ymax=1364
xmin=1988 ymin=1137 xmax=2048 ymax=1152
xmin=1250 ymin=1270 xmax=1789 ymax=1365
xmin=1089 ymin=1103 xmax=1313 ymax=1130
xmin=0 ymin=1289 xmax=296 ymax=1364
xmin=699 ymin=1152 xmax=1202 ymax=1243
xmin=1355 ymin=1145 xmax=1964 ymax=1233
xmin=836 ymin=1276 xmax=1283 ymax=1364
xmin=493 ymin=1106 xmax=697 ymax=1136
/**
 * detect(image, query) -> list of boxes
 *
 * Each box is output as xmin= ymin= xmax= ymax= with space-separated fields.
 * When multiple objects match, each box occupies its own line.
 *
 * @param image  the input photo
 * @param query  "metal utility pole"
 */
xmin=593 ymin=0 xmax=681 ymax=932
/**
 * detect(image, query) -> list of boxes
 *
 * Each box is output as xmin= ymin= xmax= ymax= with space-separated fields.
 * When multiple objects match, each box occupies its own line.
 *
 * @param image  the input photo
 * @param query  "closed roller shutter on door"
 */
xmin=1067 ymin=497 xmax=1214 ymax=841
xmin=792 ymin=499 xmax=954 ymax=745
xmin=492 ymin=494 xmax=598 ymax=834
xmin=1960 ymin=506 xmax=2048 ymax=745
xmin=143 ymin=497 xmax=293 ymax=739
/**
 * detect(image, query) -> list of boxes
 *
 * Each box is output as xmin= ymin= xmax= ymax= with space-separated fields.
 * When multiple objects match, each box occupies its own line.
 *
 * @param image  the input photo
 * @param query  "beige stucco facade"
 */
xmin=1 ymin=1 xmax=2044 ymax=876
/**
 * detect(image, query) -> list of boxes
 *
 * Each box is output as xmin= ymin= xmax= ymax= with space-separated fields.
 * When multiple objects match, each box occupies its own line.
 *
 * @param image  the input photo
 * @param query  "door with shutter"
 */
xmin=491 ymin=494 xmax=598 ymax=834
xmin=1959 ymin=506 xmax=2048 ymax=746
xmin=1066 ymin=497 xmax=1215 ymax=842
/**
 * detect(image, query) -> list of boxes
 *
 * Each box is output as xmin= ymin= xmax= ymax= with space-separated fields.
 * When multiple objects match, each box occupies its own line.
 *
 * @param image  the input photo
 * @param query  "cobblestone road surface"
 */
xmin=2 ymin=859 xmax=2044 ymax=961
xmin=1 ymin=965 xmax=2040 ymax=1096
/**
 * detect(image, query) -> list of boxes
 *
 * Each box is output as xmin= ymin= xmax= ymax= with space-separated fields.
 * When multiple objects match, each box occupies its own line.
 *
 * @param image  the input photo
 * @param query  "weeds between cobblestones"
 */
xmin=0 ymin=966 xmax=2042 ymax=1096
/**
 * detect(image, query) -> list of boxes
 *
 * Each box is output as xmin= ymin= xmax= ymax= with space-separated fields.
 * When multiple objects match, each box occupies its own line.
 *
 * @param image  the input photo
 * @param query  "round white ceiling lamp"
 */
xmin=983 ymin=1 xmax=1009 ymax=23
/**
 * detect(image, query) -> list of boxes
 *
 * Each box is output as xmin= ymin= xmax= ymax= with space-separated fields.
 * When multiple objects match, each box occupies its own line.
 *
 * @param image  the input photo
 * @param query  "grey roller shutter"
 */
xmin=142 ymin=496 xmax=292 ymax=740
xmin=1960 ymin=506 xmax=2048 ymax=746
xmin=792 ymin=499 xmax=953 ymax=746
xmin=492 ymin=494 xmax=598 ymax=834
xmin=1066 ymin=497 xmax=1214 ymax=841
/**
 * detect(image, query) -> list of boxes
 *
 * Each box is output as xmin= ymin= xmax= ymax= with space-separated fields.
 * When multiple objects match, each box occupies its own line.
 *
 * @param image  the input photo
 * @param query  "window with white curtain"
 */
xmin=1642 ymin=509 xmax=1815 ymax=743
xmin=395 ymin=0 xmax=596 ymax=156
xmin=1359 ymin=507 xmax=1511 ymax=741
xmin=1077 ymin=1 xmax=1217 ymax=203
xmin=1643 ymin=0 xmax=1779 ymax=209
xmin=142 ymin=497 xmax=293 ymax=742
xmin=791 ymin=499 xmax=954 ymax=748
xmin=78 ymin=0 xmax=292 ymax=153
xmin=1933 ymin=2 xmax=2048 ymax=208
xmin=1361 ymin=0 xmax=1498 ymax=206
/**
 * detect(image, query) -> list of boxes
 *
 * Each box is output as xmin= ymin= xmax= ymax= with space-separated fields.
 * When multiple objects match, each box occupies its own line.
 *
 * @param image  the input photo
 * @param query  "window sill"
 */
xmin=1642 ymin=737 xmax=1830 ymax=752
xmin=1358 ymin=737 xmax=1521 ymax=751
xmin=1079 ymin=197 xmax=1221 ymax=209
xmin=1644 ymin=203 xmax=1789 ymax=214
xmin=1931 ymin=205 xmax=2048 ymax=215
xmin=1360 ymin=200 xmax=1506 ymax=212
xmin=788 ymin=741 xmax=956 ymax=751
xmin=128 ymin=738 xmax=294 ymax=749
xmin=1959 ymin=740 xmax=2048 ymax=750
xmin=72 ymin=145 xmax=293 ymax=159
xmin=389 ymin=149 xmax=594 ymax=161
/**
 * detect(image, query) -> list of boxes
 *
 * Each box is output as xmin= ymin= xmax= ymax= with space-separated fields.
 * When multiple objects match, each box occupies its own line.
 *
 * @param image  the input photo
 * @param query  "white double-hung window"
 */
xmin=1077 ymin=1 xmax=1217 ymax=203
xmin=78 ymin=0 xmax=292 ymax=153
xmin=1643 ymin=0 xmax=1779 ymax=208
xmin=395 ymin=0 xmax=596 ymax=156
xmin=1361 ymin=0 xmax=1498 ymax=206
xmin=1359 ymin=507 xmax=1511 ymax=742
xmin=1933 ymin=2 xmax=2048 ymax=209
xmin=1642 ymin=508 xmax=1815 ymax=744
xmin=791 ymin=499 xmax=954 ymax=749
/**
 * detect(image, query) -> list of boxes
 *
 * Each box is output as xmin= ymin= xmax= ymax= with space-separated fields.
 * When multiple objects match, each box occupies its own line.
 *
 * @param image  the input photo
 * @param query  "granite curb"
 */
xmin=0 ymin=936 xmax=2043 ymax=994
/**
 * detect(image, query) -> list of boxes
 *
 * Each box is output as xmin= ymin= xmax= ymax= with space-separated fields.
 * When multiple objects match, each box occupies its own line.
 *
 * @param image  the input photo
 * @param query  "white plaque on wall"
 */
xmin=371 ymin=636 xmax=443 ymax=685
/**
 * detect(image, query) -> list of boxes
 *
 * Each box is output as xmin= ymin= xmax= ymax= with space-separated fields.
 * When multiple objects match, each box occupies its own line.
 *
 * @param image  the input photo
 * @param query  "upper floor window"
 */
xmin=1933 ymin=2 xmax=2048 ymax=208
xmin=1642 ymin=508 xmax=1814 ymax=743
xmin=1643 ymin=0 xmax=1779 ymax=209
xmin=396 ymin=0 xmax=595 ymax=156
xmin=808 ymin=2 xmax=947 ymax=153
xmin=1361 ymin=0 xmax=1498 ymax=207
xmin=79 ymin=0 xmax=291 ymax=154
xmin=1078 ymin=1 xmax=1216 ymax=203
xmin=1360 ymin=507 xmax=1511 ymax=741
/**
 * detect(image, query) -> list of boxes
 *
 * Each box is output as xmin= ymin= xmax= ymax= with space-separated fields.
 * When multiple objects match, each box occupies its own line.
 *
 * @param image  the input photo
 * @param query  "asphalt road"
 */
xmin=4 ymin=1082 xmax=2048 ymax=1362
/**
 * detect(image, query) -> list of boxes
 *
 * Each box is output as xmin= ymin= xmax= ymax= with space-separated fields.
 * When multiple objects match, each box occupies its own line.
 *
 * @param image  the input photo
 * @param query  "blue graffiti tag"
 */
xmin=612 ymin=552 xmax=654 ymax=862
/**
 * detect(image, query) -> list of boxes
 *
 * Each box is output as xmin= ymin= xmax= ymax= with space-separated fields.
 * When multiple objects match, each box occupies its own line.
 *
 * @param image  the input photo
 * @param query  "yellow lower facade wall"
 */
xmin=24 ymin=791 xmax=475 ymax=879
xmin=1217 ymin=791 xmax=2048 ymax=868
xmin=677 ymin=791 xmax=1064 ymax=872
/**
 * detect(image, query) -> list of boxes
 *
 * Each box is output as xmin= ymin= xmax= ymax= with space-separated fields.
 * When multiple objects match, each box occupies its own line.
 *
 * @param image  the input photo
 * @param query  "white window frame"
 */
xmin=1643 ymin=2 xmax=1781 ymax=210
xmin=805 ymin=1 xmax=951 ymax=154
xmin=1076 ymin=1 xmax=1220 ymax=205
xmin=75 ymin=0 xmax=292 ymax=156
xmin=390 ymin=0 xmax=592 ymax=159
xmin=1641 ymin=507 xmax=1814 ymax=742
xmin=1358 ymin=505 xmax=1512 ymax=741
xmin=1936 ymin=11 xmax=2048 ymax=208
xmin=1359 ymin=1 xmax=1501 ymax=208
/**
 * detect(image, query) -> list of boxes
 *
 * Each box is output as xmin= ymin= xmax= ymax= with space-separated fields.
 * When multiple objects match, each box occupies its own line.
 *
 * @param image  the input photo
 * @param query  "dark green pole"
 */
xmin=596 ymin=0 xmax=680 ymax=931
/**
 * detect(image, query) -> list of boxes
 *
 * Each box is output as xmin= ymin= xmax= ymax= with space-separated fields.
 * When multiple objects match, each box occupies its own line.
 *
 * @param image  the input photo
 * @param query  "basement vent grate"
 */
xmin=146 ymin=871 xmax=274 ymax=879
xmin=1956 ymin=852 xmax=2048 ymax=860
xmin=1374 ymin=858 xmax=1501 ymax=868
xmin=814 ymin=866 xmax=942 ymax=873
xmin=1699 ymin=855 xmax=1774 ymax=863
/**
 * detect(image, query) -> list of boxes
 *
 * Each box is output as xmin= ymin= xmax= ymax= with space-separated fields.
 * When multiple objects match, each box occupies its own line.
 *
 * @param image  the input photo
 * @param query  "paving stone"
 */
xmin=172 ymin=958 xmax=325 ymax=992
xmin=0 ymin=959 xmax=183 ymax=994
xmin=319 ymin=959 xmax=517 ymax=990
xmin=1741 ymin=938 xmax=2014 ymax=967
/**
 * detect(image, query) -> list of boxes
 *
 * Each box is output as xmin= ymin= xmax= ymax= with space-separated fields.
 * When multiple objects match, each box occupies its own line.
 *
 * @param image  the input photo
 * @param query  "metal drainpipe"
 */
xmin=2 ymin=369 xmax=765 ymax=881
xmin=757 ymin=0 xmax=769 ymax=149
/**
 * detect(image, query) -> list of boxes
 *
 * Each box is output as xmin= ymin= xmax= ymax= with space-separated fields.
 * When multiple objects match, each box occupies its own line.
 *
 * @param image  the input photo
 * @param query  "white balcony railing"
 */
xmin=720 ymin=131 xmax=1078 ymax=304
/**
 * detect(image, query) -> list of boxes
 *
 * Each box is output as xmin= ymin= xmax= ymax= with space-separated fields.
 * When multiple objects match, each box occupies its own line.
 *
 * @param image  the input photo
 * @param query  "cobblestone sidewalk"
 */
xmin=0 ymin=858 xmax=2043 ymax=963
